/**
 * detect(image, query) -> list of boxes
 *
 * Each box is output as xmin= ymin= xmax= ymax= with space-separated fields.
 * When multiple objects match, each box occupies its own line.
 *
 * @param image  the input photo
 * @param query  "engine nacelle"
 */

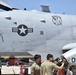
xmin=62 ymin=48 xmax=76 ymax=65
xmin=62 ymin=43 xmax=76 ymax=53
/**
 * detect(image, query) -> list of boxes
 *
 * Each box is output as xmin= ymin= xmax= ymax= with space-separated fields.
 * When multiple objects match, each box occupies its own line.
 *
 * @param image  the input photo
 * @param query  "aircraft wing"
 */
xmin=0 ymin=0 xmax=12 ymax=11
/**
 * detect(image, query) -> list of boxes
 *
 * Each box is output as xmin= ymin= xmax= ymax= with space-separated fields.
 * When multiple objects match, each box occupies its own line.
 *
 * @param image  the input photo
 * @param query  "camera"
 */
xmin=54 ymin=57 xmax=69 ymax=67
xmin=54 ymin=57 xmax=62 ymax=66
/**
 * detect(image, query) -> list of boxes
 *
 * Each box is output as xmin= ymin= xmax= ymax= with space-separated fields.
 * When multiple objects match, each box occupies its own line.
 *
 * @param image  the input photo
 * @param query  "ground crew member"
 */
xmin=66 ymin=66 xmax=74 ymax=75
xmin=40 ymin=54 xmax=65 ymax=75
xmin=8 ymin=55 xmax=16 ymax=66
xmin=31 ymin=54 xmax=41 ymax=75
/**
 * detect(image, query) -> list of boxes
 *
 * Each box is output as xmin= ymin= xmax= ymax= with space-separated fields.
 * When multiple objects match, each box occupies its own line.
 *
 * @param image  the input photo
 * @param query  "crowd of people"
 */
xmin=30 ymin=54 xmax=76 ymax=75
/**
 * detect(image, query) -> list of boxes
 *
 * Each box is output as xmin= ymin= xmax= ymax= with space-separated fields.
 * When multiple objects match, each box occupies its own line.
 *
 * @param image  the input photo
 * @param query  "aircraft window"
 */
xmin=40 ymin=31 xmax=44 ymax=35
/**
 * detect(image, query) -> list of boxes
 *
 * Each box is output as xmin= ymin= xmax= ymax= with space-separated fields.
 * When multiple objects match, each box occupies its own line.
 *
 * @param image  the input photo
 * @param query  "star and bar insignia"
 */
xmin=12 ymin=24 xmax=33 ymax=36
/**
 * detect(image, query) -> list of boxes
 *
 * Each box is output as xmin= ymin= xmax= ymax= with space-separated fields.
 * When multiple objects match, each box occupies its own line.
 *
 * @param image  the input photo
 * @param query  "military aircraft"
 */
xmin=0 ymin=0 xmax=76 ymax=64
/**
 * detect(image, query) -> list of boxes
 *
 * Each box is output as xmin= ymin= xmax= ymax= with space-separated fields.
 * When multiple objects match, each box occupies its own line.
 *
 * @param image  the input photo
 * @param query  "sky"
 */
xmin=6 ymin=0 xmax=76 ymax=15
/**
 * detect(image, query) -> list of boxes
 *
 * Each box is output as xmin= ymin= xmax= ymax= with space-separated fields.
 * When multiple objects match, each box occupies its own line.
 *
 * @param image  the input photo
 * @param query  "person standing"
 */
xmin=8 ymin=55 xmax=16 ymax=66
xmin=40 ymin=54 xmax=64 ymax=75
xmin=31 ymin=54 xmax=41 ymax=75
xmin=66 ymin=67 xmax=72 ymax=75
xmin=20 ymin=65 xmax=24 ymax=75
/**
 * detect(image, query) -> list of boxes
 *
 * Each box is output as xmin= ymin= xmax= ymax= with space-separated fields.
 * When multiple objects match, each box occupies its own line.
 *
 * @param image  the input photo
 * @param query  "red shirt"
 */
xmin=57 ymin=70 xmax=64 ymax=75
xmin=9 ymin=59 xmax=15 ymax=66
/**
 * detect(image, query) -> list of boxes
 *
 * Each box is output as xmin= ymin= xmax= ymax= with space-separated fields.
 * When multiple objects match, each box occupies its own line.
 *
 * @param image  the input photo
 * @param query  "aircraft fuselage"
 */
xmin=0 ymin=10 xmax=76 ymax=56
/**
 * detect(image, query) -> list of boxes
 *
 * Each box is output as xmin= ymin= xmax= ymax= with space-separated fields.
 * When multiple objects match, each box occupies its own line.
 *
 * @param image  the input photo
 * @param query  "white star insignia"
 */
xmin=19 ymin=26 xmax=27 ymax=34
